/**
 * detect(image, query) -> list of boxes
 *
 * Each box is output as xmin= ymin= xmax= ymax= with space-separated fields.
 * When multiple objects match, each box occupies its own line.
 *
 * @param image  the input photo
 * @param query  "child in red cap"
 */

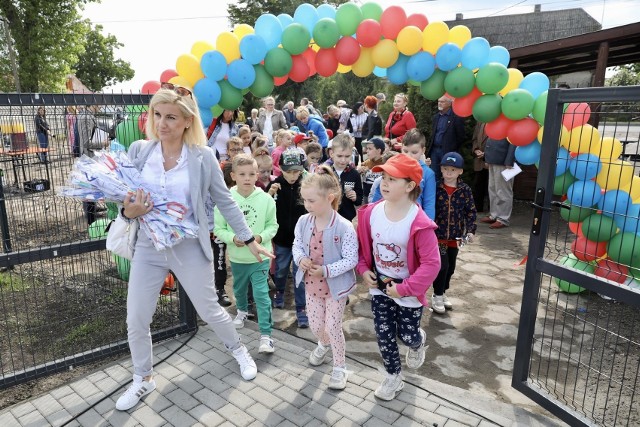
xmin=356 ymin=153 xmax=441 ymax=401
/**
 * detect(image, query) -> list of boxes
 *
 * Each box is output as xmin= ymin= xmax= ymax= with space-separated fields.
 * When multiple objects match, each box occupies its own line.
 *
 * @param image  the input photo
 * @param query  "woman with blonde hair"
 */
xmin=255 ymin=96 xmax=288 ymax=148
xmin=384 ymin=93 xmax=416 ymax=150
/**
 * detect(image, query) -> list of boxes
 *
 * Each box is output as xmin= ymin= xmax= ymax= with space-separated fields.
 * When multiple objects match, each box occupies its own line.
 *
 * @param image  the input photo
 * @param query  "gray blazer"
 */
xmin=128 ymin=140 xmax=253 ymax=261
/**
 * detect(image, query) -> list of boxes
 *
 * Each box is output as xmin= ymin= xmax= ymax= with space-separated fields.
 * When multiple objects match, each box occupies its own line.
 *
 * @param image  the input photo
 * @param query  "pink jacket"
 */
xmin=356 ymin=201 xmax=441 ymax=306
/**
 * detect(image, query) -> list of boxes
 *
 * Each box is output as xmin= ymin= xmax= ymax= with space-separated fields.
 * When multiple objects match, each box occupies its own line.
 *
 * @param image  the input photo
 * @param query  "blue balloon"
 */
xmin=294 ymin=3 xmax=319 ymax=34
xmin=435 ymin=43 xmax=462 ymax=72
xmin=519 ymin=72 xmax=550 ymax=100
xmin=110 ymin=140 xmax=126 ymax=152
xmin=277 ymin=13 xmax=294 ymax=28
xmin=317 ymin=4 xmax=336 ymax=20
xmin=407 ymin=52 xmax=435 ymax=82
xmin=556 ymin=147 xmax=570 ymax=177
xmin=461 ymin=37 xmax=490 ymax=70
xmin=387 ymin=55 xmax=409 ymax=85
xmin=515 ymin=140 xmax=541 ymax=165
xmin=487 ymin=46 xmax=510 ymax=67
xmin=373 ymin=66 xmax=387 ymax=77
xmin=240 ymin=34 xmax=267 ymax=65
xmin=613 ymin=203 xmax=640 ymax=234
xmin=193 ymin=78 xmax=221 ymax=109
xmin=599 ymin=190 xmax=633 ymax=216
xmin=227 ymin=59 xmax=256 ymax=90
xmin=569 ymin=153 xmax=602 ymax=181
xmin=567 ymin=180 xmax=602 ymax=208
xmin=200 ymin=51 xmax=227 ymax=81
xmin=255 ymin=14 xmax=283 ymax=50
xmin=199 ymin=107 xmax=214 ymax=127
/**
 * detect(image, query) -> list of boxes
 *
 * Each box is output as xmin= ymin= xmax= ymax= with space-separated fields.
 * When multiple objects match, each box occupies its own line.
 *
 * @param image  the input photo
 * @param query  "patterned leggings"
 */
xmin=306 ymin=293 xmax=347 ymax=367
xmin=372 ymin=295 xmax=424 ymax=375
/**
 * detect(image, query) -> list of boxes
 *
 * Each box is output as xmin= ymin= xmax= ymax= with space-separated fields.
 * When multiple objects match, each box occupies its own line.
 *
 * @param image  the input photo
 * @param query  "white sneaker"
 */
xmin=328 ymin=366 xmax=349 ymax=390
xmin=431 ymin=294 xmax=446 ymax=314
xmin=259 ymin=335 xmax=275 ymax=354
xmin=233 ymin=310 xmax=248 ymax=328
xmin=406 ymin=329 xmax=427 ymax=369
xmin=115 ymin=374 xmax=156 ymax=411
xmin=442 ymin=294 xmax=453 ymax=310
xmin=232 ymin=344 xmax=257 ymax=380
xmin=309 ymin=342 xmax=330 ymax=366
xmin=374 ymin=373 xmax=404 ymax=401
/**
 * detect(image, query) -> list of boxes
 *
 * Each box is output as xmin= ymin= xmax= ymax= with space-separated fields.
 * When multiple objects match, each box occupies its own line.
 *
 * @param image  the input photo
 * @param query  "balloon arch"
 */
xmin=131 ymin=2 xmax=639 ymax=291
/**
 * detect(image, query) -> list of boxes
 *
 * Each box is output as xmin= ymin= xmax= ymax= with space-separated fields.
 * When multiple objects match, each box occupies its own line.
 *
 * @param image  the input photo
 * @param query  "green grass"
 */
xmin=0 ymin=272 xmax=30 ymax=292
xmin=64 ymin=318 xmax=108 ymax=346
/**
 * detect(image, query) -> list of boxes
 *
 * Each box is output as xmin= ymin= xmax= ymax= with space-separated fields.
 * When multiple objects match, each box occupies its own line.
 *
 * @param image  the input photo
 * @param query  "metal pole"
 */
xmin=0 ymin=169 xmax=13 ymax=254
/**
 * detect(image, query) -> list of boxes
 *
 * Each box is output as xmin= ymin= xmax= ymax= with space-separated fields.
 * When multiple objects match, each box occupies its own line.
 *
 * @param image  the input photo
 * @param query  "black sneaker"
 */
xmin=218 ymin=292 xmax=232 ymax=307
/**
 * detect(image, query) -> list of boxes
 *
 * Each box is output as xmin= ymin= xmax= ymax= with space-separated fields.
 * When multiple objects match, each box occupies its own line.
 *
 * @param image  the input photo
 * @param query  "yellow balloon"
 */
xmin=311 ymin=43 xmax=320 ymax=52
xmin=449 ymin=25 xmax=471 ymax=49
xmin=371 ymin=39 xmax=399 ymax=68
xmin=168 ymin=75 xmax=193 ymax=89
xmin=352 ymin=47 xmax=374 ymax=77
xmin=621 ymin=175 xmax=640 ymax=202
xmin=175 ymin=53 xmax=203 ymax=87
xmin=233 ymin=24 xmax=254 ymax=40
xmin=397 ymin=26 xmax=423 ymax=56
xmin=337 ymin=63 xmax=352 ymax=74
xmin=567 ymin=124 xmax=601 ymax=154
xmin=499 ymin=68 xmax=524 ymax=96
xmin=539 ymin=125 xmax=570 ymax=147
xmin=422 ymin=22 xmax=449 ymax=55
xmin=216 ymin=31 xmax=241 ymax=63
xmin=191 ymin=41 xmax=215 ymax=61
xmin=596 ymin=159 xmax=634 ymax=190
xmin=598 ymin=136 xmax=623 ymax=160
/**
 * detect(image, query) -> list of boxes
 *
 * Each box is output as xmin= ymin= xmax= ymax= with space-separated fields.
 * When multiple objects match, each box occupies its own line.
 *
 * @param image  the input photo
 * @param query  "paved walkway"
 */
xmin=0 ymin=321 xmax=561 ymax=427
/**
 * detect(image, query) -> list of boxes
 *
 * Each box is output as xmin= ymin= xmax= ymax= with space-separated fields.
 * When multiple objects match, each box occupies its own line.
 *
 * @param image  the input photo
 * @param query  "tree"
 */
xmin=606 ymin=63 xmax=640 ymax=87
xmin=74 ymin=25 xmax=134 ymax=92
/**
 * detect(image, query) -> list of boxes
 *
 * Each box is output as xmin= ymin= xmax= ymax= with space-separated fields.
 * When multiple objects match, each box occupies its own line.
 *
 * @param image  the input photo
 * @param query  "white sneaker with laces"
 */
xmin=232 ymin=344 xmax=257 ymax=380
xmin=259 ymin=335 xmax=275 ymax=354
xmin=328 ymin=366 xmax=349 ymax=390
xmin=233 ymin=310 xmax=248 ymax=329
xmin=442 ymin=294 xmax=453 ymax=310
xmin=374 ymin=373 xmax=404 ymax=401
xmin=115 ymin=374 xmax=156 ymax=411
xmin=406 ymin=329 xmax=427 ymax=369
xmin=309 ymin=342 xmax=330 ymax=366
xmin=431 ymin=294 xmax=446 ymax=314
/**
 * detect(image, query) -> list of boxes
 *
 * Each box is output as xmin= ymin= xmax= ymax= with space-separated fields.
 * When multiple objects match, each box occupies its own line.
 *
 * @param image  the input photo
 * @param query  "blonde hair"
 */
xmin=238 ymin=125 xmax=251 ymax=137
xmin=301 ymin=164 xmax=342 ymax=211
xmin=402 ymin=128 xmax=426 ymax=148
xmin=305 ymin=141 xmax=322 ymax=156
xmin=146 ymin=89 xmax=206 ymax=146
xmin=295 ymin=106 xmax=310 ymax=120
xmin=275 ymin=129 xmax=291 ymax=146
xmin=394 ymin=93 xmax=409 ymax=104
xmin=331 ymin=134 xmax=354 ymax=151
xmin=255 ymin=152 xmax=273 ymax=169
xmin=231 ymin=153 xmax=257 ymax=172
xmin=252 ymin=146 xmax=270 ymax=158
xmin=227 ymin=136 xmax=243 ymax=150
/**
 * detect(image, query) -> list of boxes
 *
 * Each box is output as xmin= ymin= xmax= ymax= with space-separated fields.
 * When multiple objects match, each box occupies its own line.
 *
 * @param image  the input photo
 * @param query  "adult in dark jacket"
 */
xmin=326 ymin=105 xmax=341 ymax=138
xmin=283 ymin=101 xmax=296 ymax=127
xmin=34 ymin=107 xmax=53 ymax=163
xmin=428 ymin=96 xmax=466 ymax=181
xmin=362 ymin=95 xmax=382 ymax=142
xmin=480 ymin=137 xmax=517 ymax=229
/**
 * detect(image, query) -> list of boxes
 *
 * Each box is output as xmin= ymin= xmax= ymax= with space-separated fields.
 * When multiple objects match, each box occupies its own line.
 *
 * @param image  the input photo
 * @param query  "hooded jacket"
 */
xmin=266 ymin=175 xmax=307 ymax=247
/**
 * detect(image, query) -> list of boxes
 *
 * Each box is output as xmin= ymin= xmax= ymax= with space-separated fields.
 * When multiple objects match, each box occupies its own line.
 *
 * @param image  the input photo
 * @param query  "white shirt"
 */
xmin=369 ymin=201 xmax=421 ymax=307
xmin=263 ymin=111 xmax=274 ymax=145
xmin=213 ymin=122 xmax=230 ymax=161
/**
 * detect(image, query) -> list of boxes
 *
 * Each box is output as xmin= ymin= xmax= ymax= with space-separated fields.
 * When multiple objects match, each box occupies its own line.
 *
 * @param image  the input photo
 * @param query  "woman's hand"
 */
xmin=122 ymin=189 xmax=153 ymax=219
xmin=362 ymin=270 xmax=377 ymax=288
xmin=247 ymin=240 xmax=275 ymax=262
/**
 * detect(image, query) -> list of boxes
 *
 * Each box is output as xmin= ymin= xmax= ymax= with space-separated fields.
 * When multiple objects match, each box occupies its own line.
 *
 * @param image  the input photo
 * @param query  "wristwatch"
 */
xmin=244 ymin=236 xmax=255 ymax=245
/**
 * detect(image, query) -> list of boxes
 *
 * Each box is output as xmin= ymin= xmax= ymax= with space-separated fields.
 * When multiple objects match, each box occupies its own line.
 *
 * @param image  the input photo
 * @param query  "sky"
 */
xmin=81 ymin=0 xmax=639 ymax=92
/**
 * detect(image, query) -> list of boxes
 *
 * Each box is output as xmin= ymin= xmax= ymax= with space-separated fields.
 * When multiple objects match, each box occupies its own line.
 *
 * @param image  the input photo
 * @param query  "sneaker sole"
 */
xmin=374 ymin=381 xmax=404 ymax=401
xmin=328 ymin=381 xmax=347 ymax=390
xmin=432 ymin=307 xmax=446 ymax=314
xmin=233 ymin=323 xmax=244 ymax=329
xmin=115 ymin=383 xmax=156 ymax=411
xmin=259 ymin=347 xmax=274 ymax=354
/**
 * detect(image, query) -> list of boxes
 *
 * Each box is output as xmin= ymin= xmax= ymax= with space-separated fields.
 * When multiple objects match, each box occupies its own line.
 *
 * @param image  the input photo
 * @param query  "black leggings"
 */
xmin=432 ymin=245 xmax=459 ymax=296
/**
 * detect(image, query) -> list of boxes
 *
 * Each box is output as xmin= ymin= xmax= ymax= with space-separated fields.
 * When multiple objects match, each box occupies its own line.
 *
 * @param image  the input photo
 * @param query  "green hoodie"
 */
xmin=214 ymin=186 xmax=278 ymax=264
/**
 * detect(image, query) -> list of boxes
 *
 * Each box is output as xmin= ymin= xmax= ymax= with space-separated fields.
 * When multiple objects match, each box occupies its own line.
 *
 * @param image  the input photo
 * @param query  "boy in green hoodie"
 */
xmin=214 ymin=154 xmax=279 ymax=353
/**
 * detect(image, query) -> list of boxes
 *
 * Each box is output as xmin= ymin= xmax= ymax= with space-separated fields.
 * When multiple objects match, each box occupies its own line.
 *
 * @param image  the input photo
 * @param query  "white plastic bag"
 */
xmin=106 ymin=216 xmax=139 ymax=260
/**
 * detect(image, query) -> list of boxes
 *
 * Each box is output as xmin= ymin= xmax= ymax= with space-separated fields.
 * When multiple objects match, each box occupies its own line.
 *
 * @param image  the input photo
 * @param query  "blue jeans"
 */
xmin=429 ymin=146 xmax=444 ymax=182
xmin=274 ymin=243 xmax=306 ymax=309
xmin=36 ymin=132 xmax=48 ymax=162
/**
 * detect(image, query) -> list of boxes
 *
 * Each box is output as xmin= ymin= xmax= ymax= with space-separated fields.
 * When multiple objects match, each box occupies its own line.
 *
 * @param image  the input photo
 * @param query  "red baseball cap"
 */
xmin=372 ymin=153 xmax=423 ymax=185
xmin=294 ymin=133 xmax=312 ymax=145
xmin=326 ymin=129 xmax=334 ymax=139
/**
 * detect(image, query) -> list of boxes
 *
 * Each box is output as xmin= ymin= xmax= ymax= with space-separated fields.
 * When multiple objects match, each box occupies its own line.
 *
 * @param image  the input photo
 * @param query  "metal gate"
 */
xmin=513 ymin=86 xmax=640 ymax=426
xmin=0 ymin=93 xmax=197 ymax=389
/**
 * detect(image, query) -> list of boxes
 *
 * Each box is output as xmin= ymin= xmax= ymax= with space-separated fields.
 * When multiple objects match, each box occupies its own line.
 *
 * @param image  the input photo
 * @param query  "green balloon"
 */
xmin=218 ymin=80 xmax=243 ymax=111
xmin=443 ymin=67 xmax=475 ymax=98
xmin=361 ymin=2 xmax=383 ymax=21
xmin=501 ymin=89 xmax=535 ymax=120
xmin=420 ymin=70 xmax=446 ymax=101
xmin=313 ymin=18 xmax=340 ymax=48
xmin=281 ymin=23 xmax=311 ymax=55
xmin=554 ymin=254 xmax=591 ymax=293
xmin=106 ymin=202 xmax=119 ymax=220
xmin=475 ymin=63 xmax=509 ymax=94
xmin=211 ymin=105 xmax=223 ymax=118
xmin=115 ymin=119 xmax=145 ymax=150
xmin=607 ymin=232 xmax=640 ymax=266
xmin=553 ymin=171 xmax=576 ymax=196
xmin=532 ymin=91 xmax=548 ymax=125
xmin=88 ymin=218 xmax=110 ymax=239
xmin=114 ymin=255 xmax=131 ymax=281
xmin=336 ymin=3 xmax=363 ymax=36
xmin=264 ymin=47 xmax=292 ymax=77
xmin=581 ymin=214 xmax=618 ymax=242
xmin=124 ymin=105 xmax=148 ymax=113
xmin=250 ymin=65 xmax=274 ymax=98
xmin=472 ymin=94 xmax=502 ymax=123
xmin=408 ymin=79 xmax=421 ymax=87
xmin=560 ymin=204 xmax=594 ymax=223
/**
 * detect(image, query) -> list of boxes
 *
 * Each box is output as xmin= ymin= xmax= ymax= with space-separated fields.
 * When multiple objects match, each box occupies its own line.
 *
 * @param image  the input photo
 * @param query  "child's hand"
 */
xmin=233 ymin=236 xmax=245 ymax=247
xmin=299 ymin=257 xmax=313 ymax=272
xmin=425 ymin=157 xmax=432 ymax=166
xmin=386 ymin=282 xmax=401 ymax=298
xmin=346 ymin=189 xmax=357 ymax=201
xmin=357 ymin=165 xmax=368 ymax=174
xmin=309 ymin=264 xmax=324 ymax=278
xmin=268 ymin=183 xmax=281 ymax=197
xmin=362 ymin=270 xmax=377 ymax=288
xmin=466 ymin=233 xmax=474 ymax=244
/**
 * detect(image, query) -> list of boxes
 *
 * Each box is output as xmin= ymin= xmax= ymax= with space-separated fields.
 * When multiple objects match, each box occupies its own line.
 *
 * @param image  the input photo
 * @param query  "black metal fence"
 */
xmin=0 ymin=93 xmax=197 ymax=389
xmin=514 ymin=86 xmax=640 ymax=426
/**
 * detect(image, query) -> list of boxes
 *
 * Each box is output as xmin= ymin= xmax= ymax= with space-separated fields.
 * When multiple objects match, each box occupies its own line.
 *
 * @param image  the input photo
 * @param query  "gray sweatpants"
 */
xmin=127 ymin=233 xmax=240 ymax=378
xmin=487 ymin=164 xmax=514 ymax=226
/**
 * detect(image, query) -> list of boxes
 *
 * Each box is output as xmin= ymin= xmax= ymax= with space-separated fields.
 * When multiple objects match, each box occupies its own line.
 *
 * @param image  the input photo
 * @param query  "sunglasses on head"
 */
xmin=161 ymin=82 xmax=193 ymax=98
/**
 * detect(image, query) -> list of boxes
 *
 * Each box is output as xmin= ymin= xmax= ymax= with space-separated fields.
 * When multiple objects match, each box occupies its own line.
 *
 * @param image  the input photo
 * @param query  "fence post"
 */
xmin=0 ymin=169 xmax=13 ymax=254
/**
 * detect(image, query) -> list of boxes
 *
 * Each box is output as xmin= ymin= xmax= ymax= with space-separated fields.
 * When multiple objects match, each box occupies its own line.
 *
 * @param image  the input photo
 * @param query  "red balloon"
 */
xmin=562 ymin=102 xmax=591 ymax=130
xmin=485 ymin=114 xmax=514 ymax=140
xmin=315 ymin=48 xmax=339 ymax=77
xmin=507 ymin=117 xmax=539 ymax=146
xmin=594 ymin=258 xmax=629 ymax=284
xmin=302 ymin=48 xmax=317 ymax=77
xmin=137 ymin=112 xmax=148 ymax=133
xmin=452 ymin=87 xmax=481 ymax=118
xmin=568 ymin=221 xmax=581 ymax=235
xmin=380 ymin=6 xmax=407 ymax=40
xmin=289 ymin=55 xmax=310 ymax=83
xmin=571 ymin=236 xmax=607 ymax=262
xmin=274 ymin=75 xmax=288 ymax=86
xmin=356 ymin=19 xmax=382 ymax=48
xmin=159 ymin=69 xmax=178 ymax=83
xmin=335 ymin=36 xmax=361 ymax=66
xmin=141 ymin=80 xmax=161 ymax=94
xmin=406 ymin=13 xmax=429 ymax=30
